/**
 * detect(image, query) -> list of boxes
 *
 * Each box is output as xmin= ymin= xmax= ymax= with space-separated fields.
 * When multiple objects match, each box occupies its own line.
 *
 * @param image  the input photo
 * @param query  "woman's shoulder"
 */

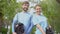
xmin=41 ymin=15 xmax=47 ymax=20
xmin=31 ymin=14 xmax=37 ymax=18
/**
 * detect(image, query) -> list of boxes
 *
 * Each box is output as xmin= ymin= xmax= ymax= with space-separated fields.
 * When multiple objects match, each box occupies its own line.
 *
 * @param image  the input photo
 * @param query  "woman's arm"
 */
xmin=36 ymin=24 xmax=46 ymax=34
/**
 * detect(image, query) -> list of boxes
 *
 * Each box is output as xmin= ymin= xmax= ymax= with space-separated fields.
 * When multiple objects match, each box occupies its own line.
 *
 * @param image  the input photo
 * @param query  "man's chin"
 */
xmin=24 ymin=10 xmax=27 ymax=12
xmin=23 ymin=10 xmax=28 ymax=11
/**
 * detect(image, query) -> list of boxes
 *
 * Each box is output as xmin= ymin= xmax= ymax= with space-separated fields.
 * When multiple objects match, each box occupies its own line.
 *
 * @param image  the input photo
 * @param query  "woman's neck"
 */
xmin=36 ymin=13 xmax=41 ymax=16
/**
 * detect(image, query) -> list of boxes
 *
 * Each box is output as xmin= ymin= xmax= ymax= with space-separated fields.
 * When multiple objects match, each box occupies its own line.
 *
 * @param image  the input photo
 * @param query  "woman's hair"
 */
xmin=14 ymin=23 xmax=24 ymax=34
xmin=34 ymin=4 xmax=41 ymax=9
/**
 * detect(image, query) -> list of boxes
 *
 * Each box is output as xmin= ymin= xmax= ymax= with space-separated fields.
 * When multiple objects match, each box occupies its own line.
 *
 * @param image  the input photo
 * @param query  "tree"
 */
xmin=0 ymin=12 xmax=4 ymax=29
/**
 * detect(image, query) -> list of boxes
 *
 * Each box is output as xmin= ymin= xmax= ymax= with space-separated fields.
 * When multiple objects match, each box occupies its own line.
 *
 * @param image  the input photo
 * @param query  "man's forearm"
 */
xmin=12 ymin=32 xmax=17 ymax=34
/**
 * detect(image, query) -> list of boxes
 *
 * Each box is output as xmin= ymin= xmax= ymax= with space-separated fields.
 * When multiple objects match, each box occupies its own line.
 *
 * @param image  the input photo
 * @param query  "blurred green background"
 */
xmin=0 ymin=0 xmax=60 ymax=34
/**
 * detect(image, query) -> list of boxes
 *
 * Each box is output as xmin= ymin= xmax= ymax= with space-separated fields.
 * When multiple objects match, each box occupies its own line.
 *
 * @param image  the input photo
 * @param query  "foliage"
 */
xmin=10 ymin=25 xmax=12 ymax=34
xmin=40 ymin=0 xmax=60 ymax=32
xmin=0 ymin=0 xmax=60 ymax=34
xmin=0 ymin=27 xmax=8 ymax=34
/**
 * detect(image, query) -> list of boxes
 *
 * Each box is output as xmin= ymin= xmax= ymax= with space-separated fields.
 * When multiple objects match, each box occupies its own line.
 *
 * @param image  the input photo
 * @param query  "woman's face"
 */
xmin=35 ymin=6 xmax=41 ymax=15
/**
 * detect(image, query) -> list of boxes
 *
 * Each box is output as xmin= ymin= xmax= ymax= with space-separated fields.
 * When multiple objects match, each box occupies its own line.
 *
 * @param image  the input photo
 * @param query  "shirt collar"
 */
xmin=22 ymin=10 xmax=29 ymax=13
xmin=21 ymin=11 xmax=30 ymax=15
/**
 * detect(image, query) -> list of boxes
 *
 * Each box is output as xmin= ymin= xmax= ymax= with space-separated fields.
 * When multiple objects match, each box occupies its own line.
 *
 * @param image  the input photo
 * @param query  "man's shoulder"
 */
xmin=16 ymin=12 xmax=23 ymax=15
xmin=27 ymin=12 xmax=32 ymax=16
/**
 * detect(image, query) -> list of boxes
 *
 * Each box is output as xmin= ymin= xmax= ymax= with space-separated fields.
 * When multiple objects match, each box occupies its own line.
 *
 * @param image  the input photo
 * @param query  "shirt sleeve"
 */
xmin=12 ymin=14 xmax=18 ymax=32
xmin=27 ymin=22 xmax=34 ymax=34
xmin=32 ymin=16 xmax=39 ymax=25
xmin=27 ymin=15 xmax=34 ymax=34
xmin=42 ymin=18 xmax=48 ymax=32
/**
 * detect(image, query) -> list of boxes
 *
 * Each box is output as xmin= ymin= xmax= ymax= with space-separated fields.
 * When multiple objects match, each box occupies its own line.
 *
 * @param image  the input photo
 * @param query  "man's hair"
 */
xmin=22 ymin=1 xmax=29 ymax=5
xmin=34 ymin=4 xmax=41 ymax=9
xmin=14 ymin=23 xmax=24 ymax=34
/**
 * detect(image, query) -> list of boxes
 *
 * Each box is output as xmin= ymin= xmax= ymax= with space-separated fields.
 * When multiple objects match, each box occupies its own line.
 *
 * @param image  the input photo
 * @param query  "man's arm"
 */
xmin=27 ymin=16 xmax=34 ymax=34
xmin=12 ymin=14 xmax=18 ymax=34
xmin=27 ymin=22 xmax=34 ymax=34
xmin=36 ymin=24 xmax=46 ymax=34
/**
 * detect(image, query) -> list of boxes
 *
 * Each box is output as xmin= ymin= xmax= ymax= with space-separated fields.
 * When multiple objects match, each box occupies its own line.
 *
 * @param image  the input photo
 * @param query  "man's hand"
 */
xmin=12 ymin=32 xmax=17 ymax=34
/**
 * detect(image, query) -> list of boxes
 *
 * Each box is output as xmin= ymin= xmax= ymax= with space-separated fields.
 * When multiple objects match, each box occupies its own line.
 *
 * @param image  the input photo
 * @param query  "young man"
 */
xmin=31 ymin=4 xmax=48 ymax=34
xmin=12 ymin=1 xmax=33 ymax=34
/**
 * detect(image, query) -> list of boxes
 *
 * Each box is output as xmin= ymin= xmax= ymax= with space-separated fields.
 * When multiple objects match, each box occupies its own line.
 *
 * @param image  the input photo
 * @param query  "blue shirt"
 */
xmin=32 ymin=14 xmax=48 ymax=34
xmin=12 ymin=12 xmax=33 ymax=34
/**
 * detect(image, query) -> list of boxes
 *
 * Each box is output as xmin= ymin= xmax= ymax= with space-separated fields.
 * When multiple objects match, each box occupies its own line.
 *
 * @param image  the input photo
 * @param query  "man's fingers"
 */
xmin=13 ymin=32 xmax=17 ymax=34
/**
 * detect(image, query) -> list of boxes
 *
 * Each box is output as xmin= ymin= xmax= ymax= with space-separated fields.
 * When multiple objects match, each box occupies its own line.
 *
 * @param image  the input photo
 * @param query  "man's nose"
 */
xmin=24 ymin=6 xmax=28 ymax=7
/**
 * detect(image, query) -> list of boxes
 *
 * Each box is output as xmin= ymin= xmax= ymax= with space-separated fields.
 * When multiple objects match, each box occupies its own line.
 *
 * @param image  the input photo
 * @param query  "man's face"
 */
xmin=35 ymin=6 xmax=41 ymax=14
xmin=22 ymin=4 xmax=29 ymax=11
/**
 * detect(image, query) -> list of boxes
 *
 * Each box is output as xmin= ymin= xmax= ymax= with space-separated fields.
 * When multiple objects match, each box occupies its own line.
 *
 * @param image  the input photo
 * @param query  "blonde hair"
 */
xmin=34 ymin=4 xmax=41 ymax=9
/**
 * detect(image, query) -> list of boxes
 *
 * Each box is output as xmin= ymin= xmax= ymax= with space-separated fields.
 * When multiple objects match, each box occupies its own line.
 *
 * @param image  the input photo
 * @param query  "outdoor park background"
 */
xmin=0 ymin=0 xmax=60 ymax=34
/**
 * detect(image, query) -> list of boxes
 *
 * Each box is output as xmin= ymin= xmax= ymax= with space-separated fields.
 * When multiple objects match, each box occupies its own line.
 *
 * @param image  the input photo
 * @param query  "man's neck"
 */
xmin=23 ymin=10 xmax=28 ymax=13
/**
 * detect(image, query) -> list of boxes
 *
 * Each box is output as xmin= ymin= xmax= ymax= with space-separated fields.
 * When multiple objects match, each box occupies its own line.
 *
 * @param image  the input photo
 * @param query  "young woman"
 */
xmin=31 ymin=4 xmax=48 ymax=34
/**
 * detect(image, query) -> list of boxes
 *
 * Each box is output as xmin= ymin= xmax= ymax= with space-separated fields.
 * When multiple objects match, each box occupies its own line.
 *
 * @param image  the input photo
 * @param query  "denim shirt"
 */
xmin=32 ymin=14 xmax=48 ymax=34
xmin=12 ymin=12 xmax=33 ymax=34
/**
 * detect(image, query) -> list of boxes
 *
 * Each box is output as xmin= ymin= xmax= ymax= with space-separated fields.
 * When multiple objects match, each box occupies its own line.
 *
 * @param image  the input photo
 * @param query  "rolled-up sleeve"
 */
xmin=42 ymin=18 xmax=48 ymax=32
xmin=12 ymin=14 xmax=18 ymax=32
